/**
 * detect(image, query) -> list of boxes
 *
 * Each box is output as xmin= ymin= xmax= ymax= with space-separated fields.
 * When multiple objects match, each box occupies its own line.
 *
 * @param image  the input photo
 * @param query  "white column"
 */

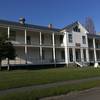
xmin=67 ymin=48 xmax=69 ymax=63
xmin=64 ymin=32 xmax=68 ymax=64
xmin=81 ymin=48 xmax=84 ymax=62
xmin=86 ymin=48 xmax=89 ymax=62
xmin=40 ymin=32 xmax=42 ymax=45
xmin=52 ymin=32 xmax=56 ymax=65
xmin=93 ymin=38 xmax=97 ymax=62
xmin=40 ymin=32 xmax=42 ymax=63
xmin=93 ymin=38 xmax=98 ymax=67
xmin=25 ymin=29 xmax=27 ymax=45
xmin=7 ymin=27 xmax=10 ymax=67
xmin=8 ymin=27 xmax=10 ymax=39
xmin=65 ymin=48 xmax=68 ymax=64
xmin=25 ymin=29 xmax=27 ymax=64
xmin=73 ymin=48 xmax=76 ymax=62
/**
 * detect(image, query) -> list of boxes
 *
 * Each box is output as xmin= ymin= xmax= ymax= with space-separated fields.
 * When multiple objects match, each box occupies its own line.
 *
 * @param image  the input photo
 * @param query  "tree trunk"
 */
xmin=0 ymin=59 xmax=2 ymax=71
xmin=7 ymin=58 xmax=10 ymax=71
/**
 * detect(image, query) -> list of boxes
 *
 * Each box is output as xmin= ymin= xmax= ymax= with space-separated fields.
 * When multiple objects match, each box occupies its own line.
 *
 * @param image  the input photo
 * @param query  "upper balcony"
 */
xmin=10 ymin=30 xmax=40 ymax=47
xmin=88 ymin=38 xmax=93 ymax=49
xmin=0 ymin=27 xmax=64 ymax=48
xmin=55 ymin=35 xmax=64 ymax=48
xmin=41 ymin=33 xmax=53 ymax=47
xmin=88 ymin=38 xmax=100 ymax=49
xmin=95 ymin=40 xmax=100 ymax=49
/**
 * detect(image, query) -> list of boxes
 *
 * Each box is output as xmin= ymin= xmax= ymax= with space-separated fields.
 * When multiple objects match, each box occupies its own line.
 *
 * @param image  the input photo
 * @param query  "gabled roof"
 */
xmin=0 ymin=19 xmax=60 ymax=32
xmin=61 ymin=21 xmax=88 ymax=33
xmin=62 ymin=21 xmax=79 ymax=30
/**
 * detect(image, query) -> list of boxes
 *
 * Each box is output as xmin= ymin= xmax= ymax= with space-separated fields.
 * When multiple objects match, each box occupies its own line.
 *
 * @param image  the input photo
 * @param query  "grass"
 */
xmin=0 ymin=67 xmax=100 ymax=90
xmin=0 ymin=80 xmax=100 ymax=100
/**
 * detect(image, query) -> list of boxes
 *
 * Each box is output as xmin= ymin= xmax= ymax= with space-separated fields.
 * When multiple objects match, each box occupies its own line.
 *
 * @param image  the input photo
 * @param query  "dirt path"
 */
xmin=0 ymin=77 xmax=100 ymax=96
xmin=40 ymin=87 xmax=100 ymax=100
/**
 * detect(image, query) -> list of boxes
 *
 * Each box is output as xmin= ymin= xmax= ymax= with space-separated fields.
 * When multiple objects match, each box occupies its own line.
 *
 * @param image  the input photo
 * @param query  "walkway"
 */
xmin=41 ymin=87 xmax=100 ymax=100
xmin=0 ymin=77 xmax=100 ymax=96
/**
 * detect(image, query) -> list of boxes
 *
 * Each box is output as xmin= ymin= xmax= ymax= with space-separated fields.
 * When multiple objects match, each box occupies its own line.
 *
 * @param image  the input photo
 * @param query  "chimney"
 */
xmin=48 ymin=24 xmax=53 ymax=29
xmin=19 ymin=17 xmax=25 ymax=24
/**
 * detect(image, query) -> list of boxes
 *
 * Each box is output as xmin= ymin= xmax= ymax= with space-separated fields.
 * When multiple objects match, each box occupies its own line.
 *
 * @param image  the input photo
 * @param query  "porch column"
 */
xmin=64 ymin=32 xmax=68 ymax=64
xmin=81 ymin=48 xmax=84 ymax=62
xmin=52 ymin=32 xmax=56 ymax=65
xmin=65 ymin=47 xmax=68 ymax=64
xmin=73 ymin=48 xmax=76 ymax=62
xmin=7 ymin=27 xmax=10 ymax=66
xmin=8 ymin=27 xmax=10 ymax=39
xmin=86 ymin=48 xmax=89 ymax=62
xmin=40 ymin=32 xmax=42 ymax=63
xmin=25 ymin=29 xmax=27 ymax=64
xmin=93 ymin=38 xmax=98 ymax=67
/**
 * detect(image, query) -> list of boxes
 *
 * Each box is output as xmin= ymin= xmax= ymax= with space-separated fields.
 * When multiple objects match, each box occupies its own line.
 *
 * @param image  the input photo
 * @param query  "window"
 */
xmin=60 ymin=35 xmax=63 ymax=44
xmin=68 ymin=34 xmax=73 ymax=43
xmin=82 ymin=36 xmax=86 ymax=44
xmin=41 ymin=34 xmax=44 ymax=44
xmin=73 ymin=26 xmax=80 ymax=32
xmin=10 ymin=30 xmax=16 ymax=40
xmin=61 ymin=50 xmax=65 ymax=60
xmin=27 ymin=36 xmax=31 ymax=44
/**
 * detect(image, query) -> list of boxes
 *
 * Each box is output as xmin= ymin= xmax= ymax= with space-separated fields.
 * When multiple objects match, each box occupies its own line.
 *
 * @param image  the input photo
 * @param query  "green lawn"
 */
xmin=0 ymin=80 xmax=100 ymax=100
xmin=0 ymin=67 xmax=100 ymax=90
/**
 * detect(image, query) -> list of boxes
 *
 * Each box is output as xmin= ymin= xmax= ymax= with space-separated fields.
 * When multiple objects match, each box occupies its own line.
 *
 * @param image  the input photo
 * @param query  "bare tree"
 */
xmin=85 ymin=17 xmax=96 ymax=34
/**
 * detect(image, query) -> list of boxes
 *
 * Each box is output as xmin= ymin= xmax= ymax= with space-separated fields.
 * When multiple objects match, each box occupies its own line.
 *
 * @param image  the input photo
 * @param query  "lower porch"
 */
xmin=89 ymin=49 xmax=100 ymax=63
xmin=2 ymin=46 xmax=66 ymax=66
xmin=68 ymin=48 xmax=88 ymax=63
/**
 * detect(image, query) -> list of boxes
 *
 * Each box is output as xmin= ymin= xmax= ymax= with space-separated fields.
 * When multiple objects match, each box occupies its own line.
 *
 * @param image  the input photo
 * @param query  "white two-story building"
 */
xmin=1 ymin=18 xmax=100 ymax=67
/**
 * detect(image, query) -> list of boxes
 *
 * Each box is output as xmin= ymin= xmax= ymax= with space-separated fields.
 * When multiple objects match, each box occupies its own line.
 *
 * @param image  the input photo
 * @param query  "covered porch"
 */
xmin=68 ymin=48 xmax=88 ymax=63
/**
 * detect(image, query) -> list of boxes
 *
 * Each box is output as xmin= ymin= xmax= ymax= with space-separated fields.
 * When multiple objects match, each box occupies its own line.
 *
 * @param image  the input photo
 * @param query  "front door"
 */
xmin=76 ymin=49 xmax=81 ymax=62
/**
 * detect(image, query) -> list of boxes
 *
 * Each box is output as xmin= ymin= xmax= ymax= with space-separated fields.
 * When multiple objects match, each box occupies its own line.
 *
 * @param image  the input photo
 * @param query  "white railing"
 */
xmin=11 ymin=40 xmax=65 ymax=47
xmin=11 ymin=41 xmax=24 ymax=45
xmin=2 ymin=58 xmax=66 ymax=66
xmin=11 ymin=41 xmax=40 ymax=46
xmin=55 ymin=43 xmax=64 ymax=47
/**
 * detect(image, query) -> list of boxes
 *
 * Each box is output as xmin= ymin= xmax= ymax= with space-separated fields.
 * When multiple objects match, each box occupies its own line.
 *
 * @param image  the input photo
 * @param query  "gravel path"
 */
xmin=0 ymin=77 xmax=100 ymax=96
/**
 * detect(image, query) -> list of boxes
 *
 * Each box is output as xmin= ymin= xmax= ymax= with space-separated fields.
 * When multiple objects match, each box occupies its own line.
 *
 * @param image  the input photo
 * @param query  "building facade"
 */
xmin=1 ymin=18 xmax=99 ymax=67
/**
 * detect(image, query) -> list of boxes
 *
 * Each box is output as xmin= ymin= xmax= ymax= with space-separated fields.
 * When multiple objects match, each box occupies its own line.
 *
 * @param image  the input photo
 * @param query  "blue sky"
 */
xmin=0 ymin=0 xmax=100 ymax=32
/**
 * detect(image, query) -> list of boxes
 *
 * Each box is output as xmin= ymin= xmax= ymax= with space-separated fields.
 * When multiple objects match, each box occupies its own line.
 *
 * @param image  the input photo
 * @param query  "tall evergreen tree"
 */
xmin=0 ymin=32 xmax=16 ymax=70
